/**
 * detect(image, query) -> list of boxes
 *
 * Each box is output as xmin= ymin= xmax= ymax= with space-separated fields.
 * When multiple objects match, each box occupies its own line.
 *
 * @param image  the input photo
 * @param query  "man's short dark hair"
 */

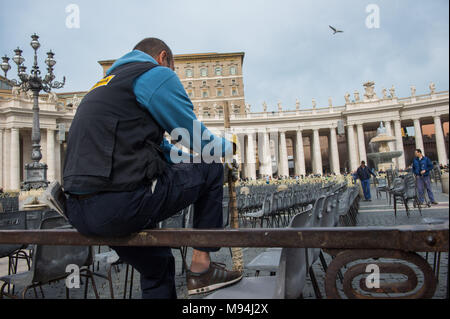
xmin=361 ymin=161 xmax=365 ymax=165
xmin=416 ymin=149 xmax=422 ymax=154
xmin=133 ymin=38 xmax=173 ymax=62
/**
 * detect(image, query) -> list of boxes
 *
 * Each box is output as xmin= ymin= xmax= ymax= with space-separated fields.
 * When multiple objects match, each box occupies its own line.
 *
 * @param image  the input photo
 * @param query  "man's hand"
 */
xmin=232 ymin=141 xmax=237 ymax=155
xmin=224 ymin=158 xmax=239 ymax=184
xmin=421 ymin=170 xmax=426 ymax=175
xmin=230 ymin=134 xmax=238 ymax=155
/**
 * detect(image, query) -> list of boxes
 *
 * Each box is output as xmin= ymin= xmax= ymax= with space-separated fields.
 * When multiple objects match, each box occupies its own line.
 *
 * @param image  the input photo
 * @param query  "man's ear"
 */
xmin=155 ymin=50 xmax=168 ymax=66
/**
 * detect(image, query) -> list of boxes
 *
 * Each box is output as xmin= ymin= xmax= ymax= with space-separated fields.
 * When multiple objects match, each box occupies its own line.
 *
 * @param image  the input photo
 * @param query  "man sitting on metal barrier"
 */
xmin=59 ymin=37 xmax=242 ymax=299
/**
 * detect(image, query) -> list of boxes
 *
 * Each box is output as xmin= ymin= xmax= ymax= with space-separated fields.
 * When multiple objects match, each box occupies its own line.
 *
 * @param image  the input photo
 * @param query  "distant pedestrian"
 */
xmin=412 ymin=149 xmax=438 ymax=205
xmin=356 ymin=161 xmax=377 ymax=201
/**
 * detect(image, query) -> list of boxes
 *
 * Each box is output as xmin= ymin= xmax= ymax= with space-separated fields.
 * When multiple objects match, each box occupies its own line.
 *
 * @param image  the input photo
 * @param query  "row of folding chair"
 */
xmin=242 ymin=186 xmax=358 ymax=299
xmin=239 ymin=182 xmax=342 ymax=228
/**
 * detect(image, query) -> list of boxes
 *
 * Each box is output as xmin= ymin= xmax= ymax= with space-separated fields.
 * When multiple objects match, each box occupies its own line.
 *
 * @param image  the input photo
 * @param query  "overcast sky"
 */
xmin=1 ymin=0 xmax=448 ymax=112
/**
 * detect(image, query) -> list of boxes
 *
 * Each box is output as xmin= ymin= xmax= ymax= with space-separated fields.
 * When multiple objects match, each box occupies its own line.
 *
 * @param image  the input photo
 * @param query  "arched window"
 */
xmin=215 ymin=67 xmax=222 ymax=76
xmin=230 ymin=66 xmax=237 ymax=75
xmin=186 ymin=69 xmax=193 ymax=78
xmin=200 ymin=68 xmax=208 ymax=77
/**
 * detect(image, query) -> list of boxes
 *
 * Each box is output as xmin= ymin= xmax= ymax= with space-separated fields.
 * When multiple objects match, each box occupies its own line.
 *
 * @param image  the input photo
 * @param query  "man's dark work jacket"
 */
xmin=63 ymin=62 xmax=167 ymax=194
xmin=356 ymin=166 xmax=375 ymax=181
xmin=412 ymin=156 xmax=434 ymax=177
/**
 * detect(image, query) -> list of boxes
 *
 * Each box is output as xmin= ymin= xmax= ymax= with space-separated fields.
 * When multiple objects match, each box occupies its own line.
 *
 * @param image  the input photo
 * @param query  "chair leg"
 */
xmin=88 ymin=271 xmax=100 ymax=299
xmin=435 ymin=252 xmax=441 ymax=282
xmin=22 ymin=286 xmax=30 ymax=299
xmin=393 ymin=196 xmax=397 ymax=221
xmin=403 ymin=198 xmax=410 ymax=218
xmin=84 ymin=271 xmax=89 ymax=299
xmin=7 ymin=257 xmax=12 ymax=295
xmin=416 ymin=198 xmax=423 ymax=216
xmin=107 ymin=265 xmax=115 ymax=299
xmin=308 ymin=266 xmax=322 ymax=299
xmin=180 ymin=246 xmax=191 ymax=275
xmin=129 ymin=266 xmax=134 ymax=299
xmin=97 ymin=246 xmax=102 ymax=271
xmin=123 ymin=264 xmax=129 ymax=299
xmin=0 ymin=282 xmax=9 ymax=299
xmin=319 ymin=251 xmax=328 ymax=273
xmin=81 ymin=270 xmax=100 ymax=299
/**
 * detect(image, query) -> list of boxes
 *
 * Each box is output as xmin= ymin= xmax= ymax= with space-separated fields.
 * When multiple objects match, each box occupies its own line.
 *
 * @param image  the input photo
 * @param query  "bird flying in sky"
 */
xmin=329 ymin=25 xmax=343 ymax=34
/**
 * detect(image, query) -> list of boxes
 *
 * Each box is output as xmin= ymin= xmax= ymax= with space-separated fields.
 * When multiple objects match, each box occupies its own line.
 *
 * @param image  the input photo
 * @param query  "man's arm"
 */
xmin=160 ymin=137 xmax=192 ymax=164
xmin=427 ymin=158 xmax=434 ymax=172
xmin=134 ymin=67 xmax=233 ymax=160
xmin=355 ymin=168 xmax=361 ymax=179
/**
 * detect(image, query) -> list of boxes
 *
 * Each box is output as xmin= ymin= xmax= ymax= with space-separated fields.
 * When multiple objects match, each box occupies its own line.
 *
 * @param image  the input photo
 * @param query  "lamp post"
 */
xmin=1 ymin=34 xmax=65 ymax=190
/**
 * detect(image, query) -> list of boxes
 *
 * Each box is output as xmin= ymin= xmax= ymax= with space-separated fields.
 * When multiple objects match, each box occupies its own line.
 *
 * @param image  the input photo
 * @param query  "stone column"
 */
xmin=329 ymin=127 xmax=340 ymax=174
xmin=294 ymin=129 xmax=306 ymax=176
xmin=312 ymin=128 xmax=323 ymax=175
xmin=393 ymin=120 xmax=406 ymax=169
xmin=0 ymin=129 xmax=3 ymax=187
xmin=265 ymin=130 xmax=273 ymax=178
xmin=245 ymin=131 xmax=257 ymax=180
xmin=237 ymin=133 xmax=246 ymax=177
xmin=434 ymin=116 xmax=448 ymax=166
xmin=347 ymin=125 xmax=358 ymax=172
xmin=413 ymin=118 xmax=425 ymax=155
xmin=10 ymin=128 xmax=20 ymax=190
xmin=278 ymin=130 xmax=289 ymax=177
xmin=54 ymin=135 xmax=61 ymax=183
xmin=258 ymin=130 xmax=272 ymax=178
xmin=356 ymin=124 xmax=367 ymax=163
xmin=47 ymin=129 xmax=56 ymax=182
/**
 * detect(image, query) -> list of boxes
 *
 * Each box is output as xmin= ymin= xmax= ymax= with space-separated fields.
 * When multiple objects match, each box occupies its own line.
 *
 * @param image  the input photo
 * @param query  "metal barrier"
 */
xmin=0 ymin=222 xmax=448 ymax=299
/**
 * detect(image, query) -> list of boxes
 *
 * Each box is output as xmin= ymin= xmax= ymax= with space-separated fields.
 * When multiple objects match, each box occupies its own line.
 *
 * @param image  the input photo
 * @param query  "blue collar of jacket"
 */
xmin=106 ymin=50 xmax=158 ymax=75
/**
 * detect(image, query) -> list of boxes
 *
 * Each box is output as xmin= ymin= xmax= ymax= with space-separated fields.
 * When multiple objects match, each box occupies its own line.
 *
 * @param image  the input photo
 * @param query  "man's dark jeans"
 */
xmin=361 ymin=178 xmax=371 ymax=200
xmin=65 ymin=162 xmax=224 ymax=299
xmin=416 ymin=175 xmax=436 ymax=203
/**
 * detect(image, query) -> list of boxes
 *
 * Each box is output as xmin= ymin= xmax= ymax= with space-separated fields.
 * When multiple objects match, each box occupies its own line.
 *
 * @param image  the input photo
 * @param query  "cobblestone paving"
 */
xmin=1 ymin=183 xmax=448 ymax=299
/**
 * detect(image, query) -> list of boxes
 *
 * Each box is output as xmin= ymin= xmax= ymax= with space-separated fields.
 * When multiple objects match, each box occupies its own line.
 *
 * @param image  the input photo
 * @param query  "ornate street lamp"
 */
xmin=1 ymin=34 xmax=65 ymax=190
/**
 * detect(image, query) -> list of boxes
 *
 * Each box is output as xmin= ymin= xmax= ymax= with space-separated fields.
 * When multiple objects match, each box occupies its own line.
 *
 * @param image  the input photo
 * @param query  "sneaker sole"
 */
xmin=188 ymin=274 xmax=243 ymax=295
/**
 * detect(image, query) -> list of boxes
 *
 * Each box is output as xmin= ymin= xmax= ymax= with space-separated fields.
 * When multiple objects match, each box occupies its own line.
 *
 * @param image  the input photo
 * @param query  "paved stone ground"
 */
xmin=1 ymin=182 xmax=448 ymax=299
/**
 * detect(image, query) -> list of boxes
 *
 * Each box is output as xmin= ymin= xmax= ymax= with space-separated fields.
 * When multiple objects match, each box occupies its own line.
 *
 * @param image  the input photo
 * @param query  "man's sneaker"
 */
xmin=187 ymin=262 xmax=243 ymax=295
xmin=431 ymin=201 xmax=439 ymax=205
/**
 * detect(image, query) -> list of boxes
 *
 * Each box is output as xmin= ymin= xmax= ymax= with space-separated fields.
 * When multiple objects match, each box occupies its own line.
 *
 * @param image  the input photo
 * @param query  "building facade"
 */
xmin=0 ymin=53 xmax=449 ymax=190
xmin=99 ymin=52 xmax=247 ymax=117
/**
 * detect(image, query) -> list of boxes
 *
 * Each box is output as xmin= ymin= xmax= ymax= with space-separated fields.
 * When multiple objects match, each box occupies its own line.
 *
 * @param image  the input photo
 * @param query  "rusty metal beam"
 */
xmin=0 ymin=223 xmax=448 ymax=252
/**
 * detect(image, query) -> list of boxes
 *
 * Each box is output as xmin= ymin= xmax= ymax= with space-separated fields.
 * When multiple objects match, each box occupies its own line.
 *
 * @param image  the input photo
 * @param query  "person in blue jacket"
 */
xmin=356 ymin=161 xmax=377 ymax=201
xmin=412 ymin=149 xmax=438 ymax=205
xmin=63 ymin=38 xmax=242 ymax=298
